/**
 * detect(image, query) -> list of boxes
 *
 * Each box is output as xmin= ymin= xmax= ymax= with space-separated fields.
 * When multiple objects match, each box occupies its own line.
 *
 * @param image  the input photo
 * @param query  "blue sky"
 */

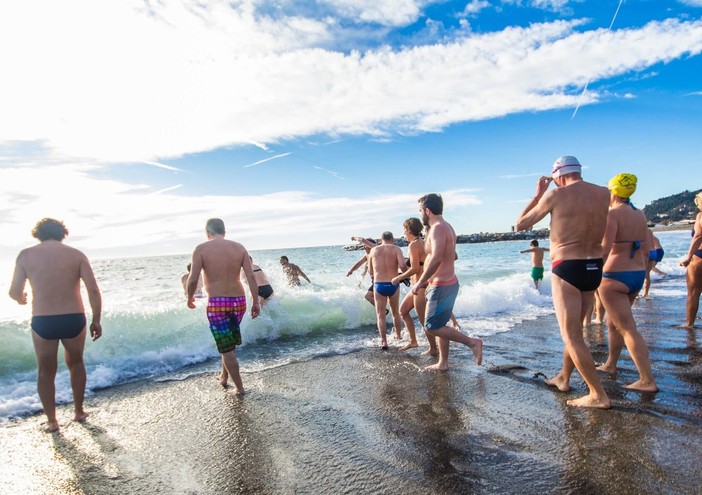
xmin=0 ymin=0 xmax=701 ymax=260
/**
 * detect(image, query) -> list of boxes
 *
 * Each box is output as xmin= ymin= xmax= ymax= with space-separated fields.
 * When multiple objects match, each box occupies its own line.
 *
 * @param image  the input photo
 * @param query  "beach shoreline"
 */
xmin=1 ymin=289 xmax=700 ymax=495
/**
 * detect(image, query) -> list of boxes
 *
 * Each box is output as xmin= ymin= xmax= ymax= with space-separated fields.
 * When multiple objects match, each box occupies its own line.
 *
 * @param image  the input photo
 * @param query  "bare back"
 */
xmin=425 ymin=219 xmax=457 ymax=283
xmin=545 ymin=180 xmax=610 ymax=261
xmin=602 ymin=203 xmax=648 ymax=272
xmin=369 ymin=244 xmax=405 ymax=283
xmin=12 ymin=241 xmax=95 ymax=316
xmin=190 ymin=238 xmax=249 ymax=297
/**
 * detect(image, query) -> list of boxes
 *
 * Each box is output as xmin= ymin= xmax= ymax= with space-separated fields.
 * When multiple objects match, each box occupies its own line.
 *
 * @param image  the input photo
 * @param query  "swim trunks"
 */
xmin=258 ymin=284 xmax=274 ymax=300
xmin=603 ymin=270 xmax=646 ymax=295
xmin=531 ymin=266 xmax=544 ymax=281
xmin=206 ymin=296 xmax=246 ymax=353
xmin=31 ymin=313 xmax=86 ymax=340
xmin=425 ymin=278 xmax=459 ymax=331
xmin=374 ymin=282 xmax=399 ymax=297
xmin=551 ymin=259 xmax=603 ymax=292
xmin=655 ymin=248 xmax=664 ymax=263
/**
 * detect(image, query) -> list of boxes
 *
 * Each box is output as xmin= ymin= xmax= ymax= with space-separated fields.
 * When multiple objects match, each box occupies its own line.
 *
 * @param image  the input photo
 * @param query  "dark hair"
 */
xmin=280 ymin=256 xmax=289 ymax=262
xmin=381 ymin=231 xmax=394 ymax=241
xmin=187 ymin=263 xmax=192 ymax=271
xmin=403 ymin=217 xmax=423 ymax=237
xmin=531 ymin=240 xmax=539 ymax=247
xmin=32 ymin=218 xmax=68 ymax=241
xmin=418 ymin=193 xmax=443 ymax=215
xmin=206 ymin=218 xmax=225 ymax=235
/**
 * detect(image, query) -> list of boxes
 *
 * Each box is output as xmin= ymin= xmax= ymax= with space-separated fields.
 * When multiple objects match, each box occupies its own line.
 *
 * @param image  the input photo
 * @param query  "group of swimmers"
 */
xmin=7 ymin=157 xmax=702 ymax=431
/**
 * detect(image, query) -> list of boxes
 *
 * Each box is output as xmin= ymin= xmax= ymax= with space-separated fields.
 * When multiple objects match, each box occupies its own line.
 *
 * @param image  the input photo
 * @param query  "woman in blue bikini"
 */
xmin=680 ymin=191 xmax=702 ymax=328
xmin=596 ymin=173 xmax=658 ymax=392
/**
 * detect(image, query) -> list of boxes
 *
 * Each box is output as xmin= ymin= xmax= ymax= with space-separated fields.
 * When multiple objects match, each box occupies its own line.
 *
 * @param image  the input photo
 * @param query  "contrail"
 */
xmin=242 ymin=152 xmax=292 ymax=168
xmin=571 ymin=0 xmax=625 ymax=119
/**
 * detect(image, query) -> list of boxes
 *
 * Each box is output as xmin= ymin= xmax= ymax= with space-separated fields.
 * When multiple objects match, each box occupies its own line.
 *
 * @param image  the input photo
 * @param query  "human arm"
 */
xmin=351 ymin=236 xmax=376 ymax=250
xmin=515 ymin=177 xmax=553 ymax=232
xmin=681 ymin=213 xmax=702 ymax=267
xmin=186 ymin=250 xmax=203 ymax=309
xmin=600 ymin=211 xmax=617 ymax=265
xmin=80 ymin=256 xmax=103 ymax=341
xmin=392 ymin=245 xmax=417 ymax=285
xmin=241 ymin=252 xmax=260 ymax=318
xmin=296 ymin=265 xmax=311 ymax=283
xmin=347 ymin=255 xmax=367 ymax=276
xmin=413 ymin=229 xmax=443 ymax=293
xmin=519 ymin=248 xmax=535 ymax=254
xmin=8 ymin=254 xmax=28 ymax=305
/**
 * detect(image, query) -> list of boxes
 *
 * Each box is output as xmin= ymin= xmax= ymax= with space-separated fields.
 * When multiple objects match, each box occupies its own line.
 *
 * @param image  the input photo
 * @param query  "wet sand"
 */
xmin=1 ymin=293 xmax=701 ymax=494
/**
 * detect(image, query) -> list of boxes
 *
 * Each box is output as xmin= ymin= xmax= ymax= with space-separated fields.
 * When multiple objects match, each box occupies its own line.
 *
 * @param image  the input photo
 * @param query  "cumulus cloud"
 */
xmin=1 ymin=2 xmax=701 ymax=164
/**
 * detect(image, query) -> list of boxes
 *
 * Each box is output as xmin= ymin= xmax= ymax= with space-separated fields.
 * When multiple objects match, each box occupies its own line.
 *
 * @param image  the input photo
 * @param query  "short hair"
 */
xmin=32 ymin=218 xmax=68 ymax=241
xmin=403 ymin=217 xmax=423 ymax=237
xmin=531 ymin=240 xmax=539 ymax=247
xmin=381 ymin=231 xmax=394 ymax=241
xmin=418 ymin=193 xmax=443 ymax=215
xmin=280 ymin=256 xmax=289 ymax=262
xmin=206 ymin=218 xmax=225 ymax=235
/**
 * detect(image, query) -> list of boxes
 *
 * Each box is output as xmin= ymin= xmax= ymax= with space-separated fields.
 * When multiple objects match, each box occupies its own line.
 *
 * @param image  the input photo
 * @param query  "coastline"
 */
xmin=1 ymin=287 xmax=700 ymax=494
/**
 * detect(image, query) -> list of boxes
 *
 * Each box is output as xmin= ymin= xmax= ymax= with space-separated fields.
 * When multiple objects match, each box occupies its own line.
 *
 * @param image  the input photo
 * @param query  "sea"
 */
xmin=0 ymin=230 xmax=692 ymax=421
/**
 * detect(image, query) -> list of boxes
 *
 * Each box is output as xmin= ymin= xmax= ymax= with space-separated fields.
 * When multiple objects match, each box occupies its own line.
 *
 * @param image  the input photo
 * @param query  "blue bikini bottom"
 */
xmin=602 ymin=270 xmax=646 ymax=294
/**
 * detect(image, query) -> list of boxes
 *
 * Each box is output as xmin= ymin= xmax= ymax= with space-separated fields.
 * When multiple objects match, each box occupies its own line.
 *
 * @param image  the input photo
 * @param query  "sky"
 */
xmin=1 ymin=0 xmax=701 ymax=261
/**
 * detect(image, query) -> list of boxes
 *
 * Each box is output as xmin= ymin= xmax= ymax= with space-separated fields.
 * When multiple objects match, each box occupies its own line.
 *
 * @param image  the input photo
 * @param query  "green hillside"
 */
xmin=642 ymin=189 xmax=701 ymax=225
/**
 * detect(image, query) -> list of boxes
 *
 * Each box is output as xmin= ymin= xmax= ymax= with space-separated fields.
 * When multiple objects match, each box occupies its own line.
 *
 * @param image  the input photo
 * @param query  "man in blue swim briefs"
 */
xmin=187 ymin=218 xmax=260 ymax=394
xmin=516 ymin=155 xmax=612 ymax=409
xmin=9 ymin=218 xmax=103 ymax=432
xmin=412 ymin=194 xmax=483 ymax=370
xmin=368 ymin=231 xmax=407 ymax=349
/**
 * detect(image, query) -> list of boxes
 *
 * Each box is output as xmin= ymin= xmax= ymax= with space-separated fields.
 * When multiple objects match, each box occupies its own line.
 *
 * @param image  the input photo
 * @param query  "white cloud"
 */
xmin=464 ymin=0 xmax=491 ymax=15
xmin=0 ymin=160 xmax=481 ymax=259
xmin=0 ymin=2 xmax=701 ymax=165
xmin=679 ymin=0 xmax=702 ymax=7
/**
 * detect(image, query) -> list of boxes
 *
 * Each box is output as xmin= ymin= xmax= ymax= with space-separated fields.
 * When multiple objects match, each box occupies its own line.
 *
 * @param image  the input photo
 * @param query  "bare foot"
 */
xmin=421 ymin=348 xmax=439 ymax=356
xmin=380 ymin=342 xmax=389 ymax=350
xmin=393 ymin=333 xmax=402 ymax=340
xmin=595 ymin=363 xmax=617 ymax=374
xmin=625 ymin=380 xmax=659 ymax=393
xmin=424 ymin=363 xmax=448 ymax=372
xmin=566 ymin=394 xmax=612 ymax=409
xmin=43 ymin=421 xmax=60 ymax=433
xmin=545 ymin=375 xmax=570 ymax=392
xmin=400 ymin=342 xmax=418 ymax=351
xmin=216 ymin=373 xmax=229 ymax=388
xmin=74 ymin=411 xmax=89 ymax=423
xmin=471 ymin=339 xmax=483 ymax=366
xmin=233 ymin=387 xmax=246 ymax=396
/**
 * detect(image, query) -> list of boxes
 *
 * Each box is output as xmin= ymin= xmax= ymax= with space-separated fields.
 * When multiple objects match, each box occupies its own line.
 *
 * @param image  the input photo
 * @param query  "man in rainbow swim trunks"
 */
xmin=187 ymin=218 xmax=260 ymax=394
xmin=516 ymin=156 xmax=612 ymax=409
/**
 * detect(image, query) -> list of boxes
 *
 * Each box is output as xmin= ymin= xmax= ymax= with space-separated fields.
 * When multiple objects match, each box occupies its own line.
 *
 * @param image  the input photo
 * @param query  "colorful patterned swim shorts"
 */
xmin=206 ymin=296 xmax=246 ymax=353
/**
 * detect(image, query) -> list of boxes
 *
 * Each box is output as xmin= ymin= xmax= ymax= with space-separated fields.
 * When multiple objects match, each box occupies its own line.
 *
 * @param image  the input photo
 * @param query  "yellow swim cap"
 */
xmin=608 ymin=173 xmax=637 ymax=199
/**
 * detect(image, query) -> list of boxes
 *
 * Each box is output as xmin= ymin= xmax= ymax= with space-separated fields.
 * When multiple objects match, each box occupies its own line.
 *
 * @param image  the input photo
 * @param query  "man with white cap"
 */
xmin=516 ymin=155 xmax=612 ymax=409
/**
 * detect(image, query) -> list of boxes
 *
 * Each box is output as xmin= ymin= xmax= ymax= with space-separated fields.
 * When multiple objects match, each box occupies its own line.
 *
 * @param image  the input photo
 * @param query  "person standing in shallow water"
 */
xmin=412 ymin=193 xmax=483 ymax=370
xmin=680 ymin=191 xmax=702 ymax=328
xmin=516 ymin=155 xmax=611 ymax=409
xmin=520 ymin=239 xmax=550 ymax=290
xmin=280 ymin=256 xmax=311 ymax=287
xmin=368 ymin=231 xmax=406 ymax=349
xmin=595 ymin=173 xmax=658 ymax=392
xmin=8 ymin=218 xmax=103 ymax=432
xmin=187 ymin=218 xmax=259 ymax=394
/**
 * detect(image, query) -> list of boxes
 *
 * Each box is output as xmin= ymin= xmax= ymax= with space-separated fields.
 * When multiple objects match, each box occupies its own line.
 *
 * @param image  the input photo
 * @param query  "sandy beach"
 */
xmin=1 ymin=290 xmax=700 ymax=495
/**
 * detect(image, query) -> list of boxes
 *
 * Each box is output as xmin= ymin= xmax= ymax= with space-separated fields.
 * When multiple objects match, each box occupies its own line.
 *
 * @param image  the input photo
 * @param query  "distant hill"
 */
xmin=642 ymin=189 xmax=701 ymax=225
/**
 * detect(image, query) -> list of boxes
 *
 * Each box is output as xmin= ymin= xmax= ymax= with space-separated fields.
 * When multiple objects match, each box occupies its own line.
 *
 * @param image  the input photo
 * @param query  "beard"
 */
xmin=421 ymin=211 xmax=430 ymax=227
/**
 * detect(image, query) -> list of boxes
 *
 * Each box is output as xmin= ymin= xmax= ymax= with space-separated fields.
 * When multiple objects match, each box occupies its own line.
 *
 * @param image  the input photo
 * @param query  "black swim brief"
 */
xmin=551 ymin=259 xmax=603 ymax=292
xmin=31 ymin=313 xmax=86 ymax=340
xmin=258 ymin=284 xmax=274 ymax=300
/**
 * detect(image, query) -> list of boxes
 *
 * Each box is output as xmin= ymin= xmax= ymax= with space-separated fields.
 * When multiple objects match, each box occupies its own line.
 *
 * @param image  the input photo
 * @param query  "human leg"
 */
xmin=61 ymin=328 xmax=89 ymax=422
xmin=551 ymin=276 xmax=610 ymax=408
xmin=31 ymin=331 xmax=61 ymax=431
xmin=684 ymin=258 xmax=702 ymax=328
xmin=373 ymin=292 xmax=389 ymax=348
xmin=425 ymin=325 xmax=482 ymax=371
xmin=398 ymin=291 xmax=418 ymax=350
xmin=221 ymin=350 xmax=244 ymax=394
xmin=388 ymin=290 xmax=403 ymax=340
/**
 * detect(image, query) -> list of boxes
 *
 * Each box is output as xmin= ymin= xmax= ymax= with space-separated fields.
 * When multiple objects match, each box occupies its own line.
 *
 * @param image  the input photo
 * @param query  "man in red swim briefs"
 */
xmin=187 ymin=218 xmax=260 ymax=394
xmin=516 ymin=156 xmax=612 ymax=409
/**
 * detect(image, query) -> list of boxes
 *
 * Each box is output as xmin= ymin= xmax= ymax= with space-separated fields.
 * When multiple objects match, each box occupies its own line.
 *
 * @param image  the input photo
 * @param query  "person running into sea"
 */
xmin=680 ymin=191 xmax=702 ymax=328
xmin=368 ymin=231 xmax=406 ymax=349
xmin=391 ymin=217 xmax=426 ymax=351
xmin=187 ymin=218 xmax=260 ymax=394
xmin=516 ymin=155 xmax=611 ymax=409
xmin=412 ymin=194 xmax=482 ymax=370
xmin=250 ymin=257 xmax=274 ymax=305
xmin=347 ymin=237 xmax=377 ymax=308
xmin=642 ymin=230 xmax=666 ymax=299
xmin=8 ymin=218 xmax=103 ymax=432
xmin=181 ymin=263 xmax=204 ymax=297
xmin=595 ymin=173 xmax=658 ymax=392
xmin=280 ymin=256 xmax=311 ymax=287
xmin=520 ymin=240 xmax=550 ymax=289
